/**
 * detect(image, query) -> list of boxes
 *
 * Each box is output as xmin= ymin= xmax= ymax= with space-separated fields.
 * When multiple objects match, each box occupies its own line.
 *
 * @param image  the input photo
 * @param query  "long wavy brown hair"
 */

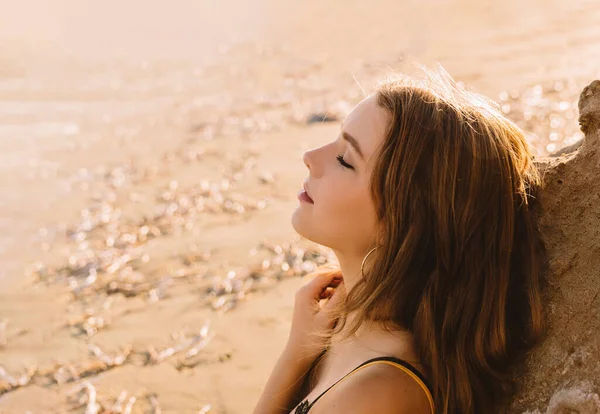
xmin=311 ymin=67 xmax=548 ymax=413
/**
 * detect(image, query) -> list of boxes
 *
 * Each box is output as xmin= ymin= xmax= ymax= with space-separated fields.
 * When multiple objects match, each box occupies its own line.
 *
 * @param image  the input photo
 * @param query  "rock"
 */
xmin=522 ymin=383 xmax=600 ymax=414
xmin=549 ymin=138 xmax=583 ymax=157
xmin=510 ymin=80 xmax=600 ymax=413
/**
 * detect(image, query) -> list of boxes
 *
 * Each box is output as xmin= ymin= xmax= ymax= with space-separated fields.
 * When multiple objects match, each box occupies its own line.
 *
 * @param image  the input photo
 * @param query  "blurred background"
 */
xmin=0 ymin=0 xmax=599 ymax=412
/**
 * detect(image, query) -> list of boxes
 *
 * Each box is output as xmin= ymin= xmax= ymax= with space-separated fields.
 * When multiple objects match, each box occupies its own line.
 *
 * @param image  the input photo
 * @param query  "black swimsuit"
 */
xmin=292 ymin=356 xmax=435 ymax=414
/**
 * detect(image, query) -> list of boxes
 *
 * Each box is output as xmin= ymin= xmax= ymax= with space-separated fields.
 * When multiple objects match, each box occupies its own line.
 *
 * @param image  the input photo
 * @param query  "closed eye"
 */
xmin=336 ymin=154 xmax=354 ymax=170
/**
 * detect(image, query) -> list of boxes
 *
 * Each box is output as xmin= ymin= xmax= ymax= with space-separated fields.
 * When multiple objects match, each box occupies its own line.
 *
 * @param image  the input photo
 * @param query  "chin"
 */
xmin=291 ymin=210 xmax=316 ymax=241
xmin=290 ymin=209 xmax=309 ymax=239
xmin=291 ymin=211 xmax=339 ymax=250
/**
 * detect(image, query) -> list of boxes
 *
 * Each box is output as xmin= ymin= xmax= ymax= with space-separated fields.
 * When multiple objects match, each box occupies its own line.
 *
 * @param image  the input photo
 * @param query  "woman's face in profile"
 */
xmin=291 ymin=94 xmax=390 ymax=255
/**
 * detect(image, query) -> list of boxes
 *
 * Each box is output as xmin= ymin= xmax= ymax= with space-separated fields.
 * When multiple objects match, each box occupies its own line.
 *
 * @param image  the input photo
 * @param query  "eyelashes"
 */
xmin=336 ymin=154 xmax=354 ymax=170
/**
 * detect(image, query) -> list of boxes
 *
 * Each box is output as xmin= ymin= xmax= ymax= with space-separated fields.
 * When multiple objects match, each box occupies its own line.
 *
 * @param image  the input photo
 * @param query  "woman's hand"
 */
xmin=252 ymin=270 xmax=345 ymax=414
xmin=285 ymin=269 xmax=346 ymax=366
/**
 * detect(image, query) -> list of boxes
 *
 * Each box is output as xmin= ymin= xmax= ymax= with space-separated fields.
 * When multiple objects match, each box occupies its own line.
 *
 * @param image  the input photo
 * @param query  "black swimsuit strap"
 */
xmin=306 ymin=356 xmax=432 ymax=410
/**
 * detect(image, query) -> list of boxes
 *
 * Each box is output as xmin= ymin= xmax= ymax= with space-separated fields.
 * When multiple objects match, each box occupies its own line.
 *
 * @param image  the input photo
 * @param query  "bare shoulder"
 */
xmin=310 ymin=362 xmax=432 ymax=414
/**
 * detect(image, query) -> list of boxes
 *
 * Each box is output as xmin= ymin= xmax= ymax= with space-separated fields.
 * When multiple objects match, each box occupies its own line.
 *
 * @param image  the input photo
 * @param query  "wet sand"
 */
xmin=1 ymin=0 xmax=599 ymax=412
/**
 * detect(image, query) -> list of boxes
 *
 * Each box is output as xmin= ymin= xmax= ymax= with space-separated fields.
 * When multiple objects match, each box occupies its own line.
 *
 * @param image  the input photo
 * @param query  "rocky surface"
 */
xmin=511 ymin=80 xmax=600 ymax=413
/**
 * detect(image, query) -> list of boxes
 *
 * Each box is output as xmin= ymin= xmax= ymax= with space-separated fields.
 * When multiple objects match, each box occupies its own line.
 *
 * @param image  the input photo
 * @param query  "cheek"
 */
xmin=317 ymin=182 xmax=375 ymax=234
xmin=291 ymin=174 xmax=378 ymax=249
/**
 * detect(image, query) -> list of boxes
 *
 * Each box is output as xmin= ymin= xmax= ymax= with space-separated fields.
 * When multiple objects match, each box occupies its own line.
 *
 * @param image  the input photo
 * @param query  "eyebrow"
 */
xmin=342 ymin=131 xmax=364 ymax=160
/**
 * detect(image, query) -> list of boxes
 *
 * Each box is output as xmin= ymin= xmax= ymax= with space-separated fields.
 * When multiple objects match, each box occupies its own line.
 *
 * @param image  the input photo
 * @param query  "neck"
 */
xmin=328 ymin=247 xmax=417 ymax=359
xmin=324 ymin=313 xmax=421 ymax=376
xmin=331 ymin=311 xmax=408 ymax=348
xmin=332 ymin=246 xmax=373 ymax=293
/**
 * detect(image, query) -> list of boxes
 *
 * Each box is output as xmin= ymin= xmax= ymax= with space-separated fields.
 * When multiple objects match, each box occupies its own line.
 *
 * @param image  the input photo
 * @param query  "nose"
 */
xmin=302 ymin=150 xmax=311 ymax=170
xmin=303 ymin=146 xmax=326 ymax=177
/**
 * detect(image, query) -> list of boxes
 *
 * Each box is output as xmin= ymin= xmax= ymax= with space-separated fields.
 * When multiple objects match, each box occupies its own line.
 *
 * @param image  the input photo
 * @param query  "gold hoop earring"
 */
xmin=361 ymin=246 xmax=379 ymax=278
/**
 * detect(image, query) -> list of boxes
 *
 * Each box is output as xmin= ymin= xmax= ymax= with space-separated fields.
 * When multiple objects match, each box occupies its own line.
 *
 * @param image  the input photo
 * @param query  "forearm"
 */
xmin=253 ymin=346 xmax=313 ymax=414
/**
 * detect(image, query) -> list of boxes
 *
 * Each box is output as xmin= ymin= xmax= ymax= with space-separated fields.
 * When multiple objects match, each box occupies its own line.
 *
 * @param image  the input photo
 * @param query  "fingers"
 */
xmin=323 ymin=281 xmax=345 ymax=310
xmin=311 ymin=269 xmax=342 ymax=287
xmin=319 ymin=286 xmax=335 ymax=299
xmin=320 ymin=277 xmax=343 ymax=297
xmin=301 ymin=270 xmax=343 ymax=301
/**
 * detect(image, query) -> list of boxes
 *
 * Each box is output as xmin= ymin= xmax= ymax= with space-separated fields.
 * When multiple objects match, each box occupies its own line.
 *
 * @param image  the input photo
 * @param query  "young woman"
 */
xmin=253 ymin=67 xmax=547 ymax=414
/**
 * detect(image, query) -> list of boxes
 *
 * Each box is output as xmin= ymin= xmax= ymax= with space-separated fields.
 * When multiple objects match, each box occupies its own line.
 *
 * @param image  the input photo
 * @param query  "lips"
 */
xmin=302 ymin=183 xmax=312 ymax=200
xmin=303 ymin=182 xmax=314 ymax=202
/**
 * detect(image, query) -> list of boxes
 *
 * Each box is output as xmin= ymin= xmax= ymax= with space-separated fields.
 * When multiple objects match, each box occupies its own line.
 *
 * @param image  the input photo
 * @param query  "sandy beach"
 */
xmin=1 ymin=0 xmax=600 ymax=412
